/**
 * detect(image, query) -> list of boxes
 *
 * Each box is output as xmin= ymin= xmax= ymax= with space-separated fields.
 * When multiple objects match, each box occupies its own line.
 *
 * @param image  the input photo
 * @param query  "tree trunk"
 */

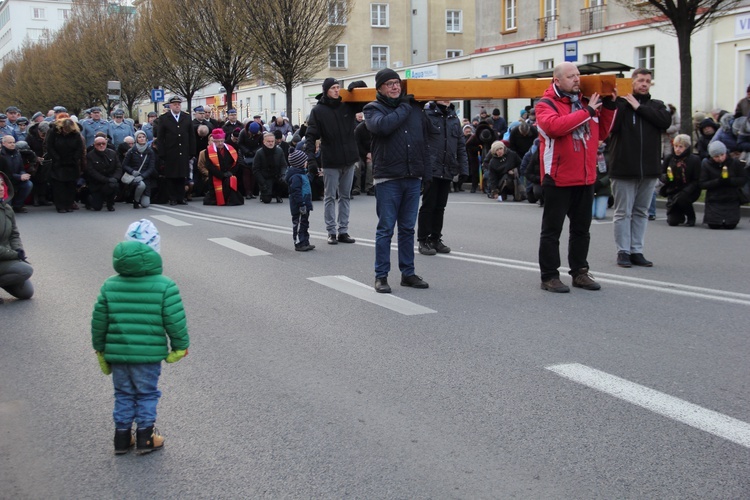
xmin=286 ymin=81 xmax=293 ymax=125
xmin=676 ymin=27 xmax=693 ymax=137
xmin=223 ymin=83 xmax=235 ymax=112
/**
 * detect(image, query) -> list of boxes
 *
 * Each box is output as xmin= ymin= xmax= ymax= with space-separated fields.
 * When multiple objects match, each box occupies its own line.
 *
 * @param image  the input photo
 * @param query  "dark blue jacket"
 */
xmin=363 ymin=94 xmax=432 ymax=182
xmin=285 ymin=167 xmax=312 ymax=215
xmin=424 ymin=102 xmax=468 ymax=179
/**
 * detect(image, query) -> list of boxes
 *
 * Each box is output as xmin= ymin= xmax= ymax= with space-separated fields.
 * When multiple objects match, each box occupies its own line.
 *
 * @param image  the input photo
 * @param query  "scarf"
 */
xmin=136 ymin=143 xmax=148 ymax=153
xmin=559 ymin=87 xmax=590 ymax=147
xmin=208 ymin=143 xmax=238 ymax=206
xmin=376 ymin=91 xmax=402 ymax=108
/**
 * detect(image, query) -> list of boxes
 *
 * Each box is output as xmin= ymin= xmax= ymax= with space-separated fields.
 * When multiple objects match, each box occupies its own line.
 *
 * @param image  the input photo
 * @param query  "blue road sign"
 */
xmin=564 ymin=41 xmax=578 ymax=62
xmin=151 ymin=89 xmax=165 ymax=103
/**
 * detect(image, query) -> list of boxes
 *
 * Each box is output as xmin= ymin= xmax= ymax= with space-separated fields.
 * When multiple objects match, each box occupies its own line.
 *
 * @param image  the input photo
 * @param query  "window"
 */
xmin=539 ymin=59 xmax=554 ymax=70
xmin=328 ymin=1 xmax=346 ymax=25
xmin=26 ymin=28 xmax=48 ymax=41
xmin=446 ymin=50 xmax=463 ymax=58
xmin=500 ymin=64 xmax=514 ymax=76
xmin=446 ymin=10 xmax=462 ymax=33
xmin=58 ymin=9 xmax=71 ymax=21
xmin=270 ymin=93 xmax=276 ymax=111
xmin=371 ymin=45 xmax=389 ymax=70
xmin=636 ymin=45 xmax=655 ymax=76
xmin=544 ymin=0 xmax=557 ymax=17
xmin=257 ymin=96 xmax=262 ymax=113
xmin=31 ymin=7 xmax=45 ymax=19
xmin=587 ymin=0 xmax=605 ymax=5
xmin=0 ymin=9 xmax=10 ymax=29
xmin=329 ymin=44 xmax=347 ymax=69
xmin=503 ymin=0 xmax=517 ymax=31
xmin=371 ymin=3 xmax=388 ymax=28
xmin=583 ymin=53 xmax=600 ymax=63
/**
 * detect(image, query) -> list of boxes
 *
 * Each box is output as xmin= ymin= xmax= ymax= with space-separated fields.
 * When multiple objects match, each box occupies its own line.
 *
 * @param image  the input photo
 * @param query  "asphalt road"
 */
xmin=1 ymin=192 xmax=749 ymax=499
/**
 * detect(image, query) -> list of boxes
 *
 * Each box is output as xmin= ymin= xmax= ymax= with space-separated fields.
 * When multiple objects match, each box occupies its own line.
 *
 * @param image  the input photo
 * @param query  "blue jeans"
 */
xmin=375 ymin=178 xmax=421 ymax=278
xmin=592 ymin=195 xmax=608 ymax=219
xmin=112 ymin=363 xmax=162 ymax=429
xmin=13 ymin=179 xmax=32 ymax=209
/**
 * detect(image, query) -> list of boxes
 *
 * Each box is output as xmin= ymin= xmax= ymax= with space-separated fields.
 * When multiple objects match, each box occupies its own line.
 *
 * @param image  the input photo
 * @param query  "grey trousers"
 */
xmin=0 ymin=259 xmax=34 ymax=299
xmin=612 ymin=178 xmax=657 ymax=254
xmin=323 ymin=164 xmax=355 ymax=235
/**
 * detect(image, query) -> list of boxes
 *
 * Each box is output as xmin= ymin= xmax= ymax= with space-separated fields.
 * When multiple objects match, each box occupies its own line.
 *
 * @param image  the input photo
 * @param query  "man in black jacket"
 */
xmin=304 ymin=78 xmax=362 ymax=245
xmin=156 ymin=96 xmax=196 ymax=205
xmin=605 ymin=68 xmax=671 ymax=268
xmin=364 ymin=68 xmax=431 ymax=293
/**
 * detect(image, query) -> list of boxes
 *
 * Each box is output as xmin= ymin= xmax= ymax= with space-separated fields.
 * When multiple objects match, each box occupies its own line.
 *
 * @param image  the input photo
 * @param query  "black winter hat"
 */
xmin=322 ymin=77 xmax=339 ymax=94
xmin=347 ymin=80 xmax=367 ymax=91
xmin=375 ymin=68 xmax=400 ymax=90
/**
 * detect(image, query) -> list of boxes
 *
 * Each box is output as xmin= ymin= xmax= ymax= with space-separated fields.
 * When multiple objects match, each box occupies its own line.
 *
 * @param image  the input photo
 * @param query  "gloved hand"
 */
xmin=108 ymin=177 xmax=119 ymax=188
xmin=223 ymin=171 xmax=232 ymax=178
xmin=16 ymin=248 xmax=27 ymax=262
xmin=133 ymin=176 xmax=143 ymax=184
xmin=299 ymin=205 xmax=307 ymax=215
xmin=95 ymin=351 xmax=111 ymax=375
xmin=400 ymin=94 xmax=415 ymax=104
xmin=165 ymin=349 xmax=188 ymax=363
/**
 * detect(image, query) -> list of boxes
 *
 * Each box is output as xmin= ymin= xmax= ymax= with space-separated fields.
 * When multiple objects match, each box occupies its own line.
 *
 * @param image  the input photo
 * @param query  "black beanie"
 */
xmin=347 ymin=80 xmax=367 ymax=91
xmin=322 ymin=77 xmax=339 ymax=95
xmin=375 ymin=68 xmax=400 ymax=90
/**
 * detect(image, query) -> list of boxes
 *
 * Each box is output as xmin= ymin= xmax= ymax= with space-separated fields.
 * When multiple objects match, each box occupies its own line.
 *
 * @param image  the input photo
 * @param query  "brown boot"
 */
xmin=136 ymin=426 xmax=164 ymax=454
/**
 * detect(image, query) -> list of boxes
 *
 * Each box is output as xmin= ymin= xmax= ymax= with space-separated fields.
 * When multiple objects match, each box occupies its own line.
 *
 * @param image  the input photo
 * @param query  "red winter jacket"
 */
xmin=535 ymin=85 xmax=615 ymax=187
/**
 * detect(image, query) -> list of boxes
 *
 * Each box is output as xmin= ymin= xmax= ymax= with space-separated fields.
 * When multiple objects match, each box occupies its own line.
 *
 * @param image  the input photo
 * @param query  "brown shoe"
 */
xmin=572 ymin=269 xmax=601 ymax=290
xmin=541 ymin=278 xmax=570 ymax=293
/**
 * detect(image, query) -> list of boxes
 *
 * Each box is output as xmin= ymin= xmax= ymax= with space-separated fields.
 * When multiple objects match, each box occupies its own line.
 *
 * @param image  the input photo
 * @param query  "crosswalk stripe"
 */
xmin=151 ymin=215 xmax=192 ymax=227
xmin=309 ymin=275 xmax=436 ymax=316
xmin=547 ymin=363 xmax=750 ymax=449
xmin=208 ymin=237 xmax=271 ymax=257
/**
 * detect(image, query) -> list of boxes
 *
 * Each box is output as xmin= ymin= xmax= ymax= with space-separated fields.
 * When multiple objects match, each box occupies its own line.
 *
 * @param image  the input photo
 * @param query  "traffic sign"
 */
xmin=151 ymin=89 xmax=165 ymax=103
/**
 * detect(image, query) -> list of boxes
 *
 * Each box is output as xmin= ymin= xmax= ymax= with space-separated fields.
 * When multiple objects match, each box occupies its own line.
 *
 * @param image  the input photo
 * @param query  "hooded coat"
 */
xmin=699 ymin=155 xmax=747 ymax=227
xmin=0 ymin=172 xmax=23 ymax=261
xmin=91 ymin=240 xmax=189 ymax=364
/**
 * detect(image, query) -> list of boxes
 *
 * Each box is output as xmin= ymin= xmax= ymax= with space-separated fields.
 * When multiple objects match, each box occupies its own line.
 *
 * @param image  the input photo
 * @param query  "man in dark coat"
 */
xmin=364 ymin=68 xmax=432 ymax=294
xmin=85 ymin=137 xmax=122 ymax=211
xmin=156 ymin=96 xmax=195 ymax=205
xmin=304 ymin=77 xmax=363 ymax=245
xmin=604 ymin=68 xmax=671 ymax=268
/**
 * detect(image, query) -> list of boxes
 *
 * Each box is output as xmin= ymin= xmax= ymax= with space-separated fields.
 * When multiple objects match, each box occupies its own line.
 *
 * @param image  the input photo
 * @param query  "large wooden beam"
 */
xmin=341 ymin=75 xmax=632 ymax=103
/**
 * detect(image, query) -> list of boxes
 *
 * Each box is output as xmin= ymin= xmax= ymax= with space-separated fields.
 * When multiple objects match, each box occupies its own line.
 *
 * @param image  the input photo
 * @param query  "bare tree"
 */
xmin=147 ymin=0 xmax=255 ymax=110
xmin=135 ymin=2 xmax=213 ymax=114
xmin=246 ymin=0 xmax=351 ymax=119
xmin=616 ymin=0 xmax=742 ymax=135
xmin=106 ymin=4 xmax=151 ymax=118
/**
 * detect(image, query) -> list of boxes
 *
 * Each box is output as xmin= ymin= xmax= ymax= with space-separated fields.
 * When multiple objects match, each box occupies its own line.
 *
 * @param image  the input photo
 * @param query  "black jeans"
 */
xmin=538 ymin=183 xmax=594 ymax=281
xmin=166 ymin=177 xmax=185 ymax=203
xmin=417 ymin=178 xmax=451 ymax=242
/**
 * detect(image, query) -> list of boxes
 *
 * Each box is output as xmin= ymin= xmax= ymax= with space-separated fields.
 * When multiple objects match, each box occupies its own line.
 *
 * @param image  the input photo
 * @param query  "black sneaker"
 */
xmin=400 ymin=274 xmax=429 ymax=288
xmin=430 ymin=239 xmax=451 ymax=254
xmin=540 ymin=278 xmax=570 ymax=293
xmin=295 ymin=244 xmax=314 ymax=252
xmin=327 ymin=234 xmax=338 ymax=245
xmin=418 ymin=241 xmax=437 ymax=256
xmin=337 ymin=233 xmax=355 ymax=243
xmin=617 ymin=251 xmax=632 ymax=268
xmin=630 ymin=253 xmax=653 ymax=267
xmin=374 ymin=277 xmax=391 ymax=293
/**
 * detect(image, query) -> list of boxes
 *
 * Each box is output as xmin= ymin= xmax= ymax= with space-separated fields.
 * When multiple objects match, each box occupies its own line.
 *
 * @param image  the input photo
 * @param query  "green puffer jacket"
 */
xmin=91 ymin=240 xmax=189 ymax=364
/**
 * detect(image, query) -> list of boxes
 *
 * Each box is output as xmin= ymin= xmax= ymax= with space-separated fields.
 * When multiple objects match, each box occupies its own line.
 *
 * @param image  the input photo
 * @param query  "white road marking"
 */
xmin=309 ymin=275 xmax=436 ymax=316
xmin=149 ymin=206 xmax=750 ymax=306
xmin=208 ymin=237 xmax=270 ymax=257
xmin=547 ymin=363 xmax=750 ymax=449
xmin=150 ymin=214 xmax=192 ymax=227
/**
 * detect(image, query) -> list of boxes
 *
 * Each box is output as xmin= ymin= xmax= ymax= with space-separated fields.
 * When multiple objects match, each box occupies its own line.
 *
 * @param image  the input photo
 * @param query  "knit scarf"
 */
xmin=559 ymin=89 xmax=590 ymax=147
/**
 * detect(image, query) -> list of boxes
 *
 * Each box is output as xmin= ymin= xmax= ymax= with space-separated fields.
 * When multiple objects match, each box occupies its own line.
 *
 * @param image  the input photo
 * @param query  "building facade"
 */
xmin=0 ymin=0 xmax=73 ymax=65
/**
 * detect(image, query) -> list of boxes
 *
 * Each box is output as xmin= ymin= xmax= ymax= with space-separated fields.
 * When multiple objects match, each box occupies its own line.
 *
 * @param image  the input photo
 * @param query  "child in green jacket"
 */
xmin=91 ymin=219 xmax=189 ymax=455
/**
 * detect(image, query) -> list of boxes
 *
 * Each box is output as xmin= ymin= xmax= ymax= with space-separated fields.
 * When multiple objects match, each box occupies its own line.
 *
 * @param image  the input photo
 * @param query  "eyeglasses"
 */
xmin=383 ymin=80 xmax=401 ymax=89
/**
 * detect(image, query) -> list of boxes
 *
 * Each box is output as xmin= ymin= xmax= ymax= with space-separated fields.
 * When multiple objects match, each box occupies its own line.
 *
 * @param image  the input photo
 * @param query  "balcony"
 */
xmin=581 ymin=5 xmax=606 ymax=34
xmin=538 ymin=15 xmax=558 ymax=41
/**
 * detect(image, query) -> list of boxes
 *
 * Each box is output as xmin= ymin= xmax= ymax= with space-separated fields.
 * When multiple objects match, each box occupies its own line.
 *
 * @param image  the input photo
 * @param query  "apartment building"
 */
xmin=0 ymin=0 xmax=73 ymax=65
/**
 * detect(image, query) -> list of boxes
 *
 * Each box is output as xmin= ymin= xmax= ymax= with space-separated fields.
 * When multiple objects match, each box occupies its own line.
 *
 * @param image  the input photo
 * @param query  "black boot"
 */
xmin=136 ymin=426 xmax=164 ymax=454
xmin=114 ymin=429 xmax=134 ymax=455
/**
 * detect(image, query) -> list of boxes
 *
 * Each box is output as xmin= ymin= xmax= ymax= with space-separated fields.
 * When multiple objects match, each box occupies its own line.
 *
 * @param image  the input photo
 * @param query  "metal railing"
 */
xmin=581 ymin=5 xmax=606 ymax=34
xmin=538 ymin=15 xmax=558 ymax=41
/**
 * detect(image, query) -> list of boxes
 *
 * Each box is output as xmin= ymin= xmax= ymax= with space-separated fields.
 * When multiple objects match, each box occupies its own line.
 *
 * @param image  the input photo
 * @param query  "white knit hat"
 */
xmin=125 ymin=219 xmax=160 ymax=253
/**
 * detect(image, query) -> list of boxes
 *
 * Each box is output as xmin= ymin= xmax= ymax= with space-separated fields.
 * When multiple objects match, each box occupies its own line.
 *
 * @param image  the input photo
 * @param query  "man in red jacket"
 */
xmin=535 ymin=62 xmax=616 ymax=293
